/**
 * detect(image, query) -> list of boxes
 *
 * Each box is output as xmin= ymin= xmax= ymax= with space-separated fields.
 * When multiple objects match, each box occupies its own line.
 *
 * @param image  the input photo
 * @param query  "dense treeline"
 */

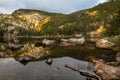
xmin=105 ymin=6 xmax=120 ymax=36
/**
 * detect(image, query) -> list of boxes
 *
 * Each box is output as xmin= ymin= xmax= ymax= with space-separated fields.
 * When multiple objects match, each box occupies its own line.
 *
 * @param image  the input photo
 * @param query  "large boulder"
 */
xmin=46 ymin=58 xmax=53 ymax=65
xmin=96 ymin=38 xmax=115 ymax=49
xmin=93 ymin=60 xmax=120 ymax=79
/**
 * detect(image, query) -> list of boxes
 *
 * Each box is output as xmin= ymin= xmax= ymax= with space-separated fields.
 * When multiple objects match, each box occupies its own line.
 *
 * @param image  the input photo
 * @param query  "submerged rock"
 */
xmin=93 ymin=60 xmax=120 ymax=79
xmin=46 ymin=58 xmax=53 ymax=65
xmin=96 ymin=38 xmax=115 ymax=49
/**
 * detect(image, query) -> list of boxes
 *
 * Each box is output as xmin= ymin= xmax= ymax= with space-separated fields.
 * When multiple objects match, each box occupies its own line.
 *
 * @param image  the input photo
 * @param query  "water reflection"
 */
xmin=0 ymin=57 xmax=94 ymax=80
xmin=0 ymin=37 xmax=116 ymax=64
xmin=0 ymin=37 xmax=116 ymax=80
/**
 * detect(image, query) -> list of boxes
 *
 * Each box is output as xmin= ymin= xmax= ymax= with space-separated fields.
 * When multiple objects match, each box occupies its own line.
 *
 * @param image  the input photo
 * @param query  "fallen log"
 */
xmin=65 ymin=64 xmax=102 ymax=80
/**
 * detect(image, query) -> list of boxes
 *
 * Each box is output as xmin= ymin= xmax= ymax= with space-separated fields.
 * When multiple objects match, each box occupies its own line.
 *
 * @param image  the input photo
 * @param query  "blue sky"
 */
xmin=0 ymin=0 xmax=107 ymax=14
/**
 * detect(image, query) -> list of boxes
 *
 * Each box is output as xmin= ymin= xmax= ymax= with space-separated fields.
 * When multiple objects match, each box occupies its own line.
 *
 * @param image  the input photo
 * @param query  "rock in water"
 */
xmin=96 ymin=38 xmax=115 ymax=49
xmin=42 ymin=39 xmax=55 ymax=46
xmin=46 ymin=58 xmax=53 ymax=65
xmin=35 ymin=41 xmax=42 ymax=47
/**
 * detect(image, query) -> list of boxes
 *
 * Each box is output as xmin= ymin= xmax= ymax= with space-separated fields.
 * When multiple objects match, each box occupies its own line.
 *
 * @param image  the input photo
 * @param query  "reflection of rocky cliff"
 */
xmin=0 ymin=37 xmax=51 ymax=64
xmin=3 ymin=28 xmax=19 ymax=41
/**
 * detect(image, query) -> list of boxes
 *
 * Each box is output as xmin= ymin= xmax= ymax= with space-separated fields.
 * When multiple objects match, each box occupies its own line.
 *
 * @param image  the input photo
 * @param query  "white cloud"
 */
xmin=0 ymin=0 xmax=107 ymax=14
xmin=97 ymin=0 xmax=107 ymax=4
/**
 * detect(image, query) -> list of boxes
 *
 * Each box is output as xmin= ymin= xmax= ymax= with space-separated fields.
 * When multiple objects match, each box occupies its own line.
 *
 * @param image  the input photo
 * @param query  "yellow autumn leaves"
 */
xmin=86 ymin=10 xmax=98 ymax=16
xmin=35 ymin=17 xmax=50 ymax=31
xmin=5 ymin=43 xmax=51 ymax=60
xmin=90 ymin=25 xmax=106 ymax=35
xmin=18 ymin=14 xmax=50 ymax=31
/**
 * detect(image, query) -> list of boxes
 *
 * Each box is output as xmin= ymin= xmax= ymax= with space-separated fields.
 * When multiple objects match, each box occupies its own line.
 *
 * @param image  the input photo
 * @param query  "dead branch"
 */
xmin=65 ymin=64 xmax=102 ymax=80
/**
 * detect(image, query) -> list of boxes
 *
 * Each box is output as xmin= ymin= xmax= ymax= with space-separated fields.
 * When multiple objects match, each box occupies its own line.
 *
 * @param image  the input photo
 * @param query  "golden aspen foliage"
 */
xmin=86 ymin=10 xmax=98 ymax=16
xmin=3 ymin=15 xmax=13 ymax=19
xmin=90 ymin=21 xmax=99 ymax=27
xmin=35 ymin=17 xmax=50 ymax=31
xmin=90 ymin=25 xmax=106 ymax=35
xmin=18 ymin=15 xmax=29 ymax=21
xmin=96 ymin=25 xmax=106 ymax=34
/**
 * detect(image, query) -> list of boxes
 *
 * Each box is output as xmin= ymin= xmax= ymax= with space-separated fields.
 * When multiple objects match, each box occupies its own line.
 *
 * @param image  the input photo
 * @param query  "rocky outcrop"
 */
xmin=60 ymin=37 xmax=85 ymax=46
xmin=96 ymin=38 xmax=115 ymax=49
xmin=93 ymin=60 xmax=120 ymax=79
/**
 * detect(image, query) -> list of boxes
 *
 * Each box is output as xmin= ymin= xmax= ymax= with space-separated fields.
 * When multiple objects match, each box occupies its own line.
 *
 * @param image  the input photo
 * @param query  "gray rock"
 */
xmin=46 ymin=58 xmax=53 ymax=65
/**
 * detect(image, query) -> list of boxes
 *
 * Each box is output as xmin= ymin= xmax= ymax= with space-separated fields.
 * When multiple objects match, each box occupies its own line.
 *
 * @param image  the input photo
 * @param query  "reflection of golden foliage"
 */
xmin=87 ymin=56 xmax=96 ymax=60
xmin=5 ymin=53 xmax=15 ymax=57
xmin=45 ymin=50 xmax=51 ymax=55
xmin=35 ymin=17 xmax=50 ymax=31
xmin=4 ymin=43 xmax=51 ymax=60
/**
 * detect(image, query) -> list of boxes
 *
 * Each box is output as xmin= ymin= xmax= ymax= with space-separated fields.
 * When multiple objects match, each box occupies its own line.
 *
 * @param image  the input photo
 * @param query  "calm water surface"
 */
xmin=0 ymin=37 xmax=116 ymax=80
xmin=0 ymin=57 xmax=94 ymax=80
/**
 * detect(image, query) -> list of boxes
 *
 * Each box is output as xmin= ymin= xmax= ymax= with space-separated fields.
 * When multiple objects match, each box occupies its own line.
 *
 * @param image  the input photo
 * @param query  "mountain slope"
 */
xmin=0 ymin=0 xmax=120 ymax=36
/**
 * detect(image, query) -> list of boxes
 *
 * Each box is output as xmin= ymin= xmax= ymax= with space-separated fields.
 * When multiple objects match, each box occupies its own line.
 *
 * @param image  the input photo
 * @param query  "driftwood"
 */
xmin=65 ymin=64 xmax=102 ymax=80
